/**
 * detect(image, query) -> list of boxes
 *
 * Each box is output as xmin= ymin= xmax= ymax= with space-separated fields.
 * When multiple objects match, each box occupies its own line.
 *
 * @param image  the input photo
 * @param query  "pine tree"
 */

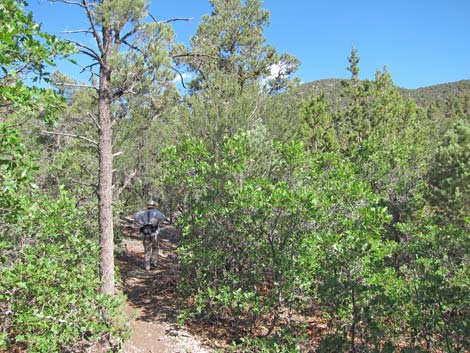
xmin=297 ymin=93 xmax=339 ymax=151
xmin=51 ymin=0 xmax=176 ymax=294
xmin=174 ymin=0 xmax=299 ymax=94
xmin=428 ymin=118 xmax=470 ymax=228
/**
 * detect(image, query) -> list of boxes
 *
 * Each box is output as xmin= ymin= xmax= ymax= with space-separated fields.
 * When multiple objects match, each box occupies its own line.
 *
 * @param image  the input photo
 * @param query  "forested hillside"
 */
xmin=1 ymin=1 xmax=469 ymax=352
xmin=297 ymin=78 xmax=470 ymax=110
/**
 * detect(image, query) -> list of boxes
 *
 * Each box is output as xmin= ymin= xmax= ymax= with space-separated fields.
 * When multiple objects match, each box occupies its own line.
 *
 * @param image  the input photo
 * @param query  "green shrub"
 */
xmin=162 ymin=133 xmax=402 ymax=350
xmin=0 ymin=125 xmax=127 ymax=352
xmin=162 ymin=133 xmax=315 ymax=326
xmin=398 ymin=221 xmax=470 ymax=352
xmin=0 ymin=190 xmax=128 ymax=352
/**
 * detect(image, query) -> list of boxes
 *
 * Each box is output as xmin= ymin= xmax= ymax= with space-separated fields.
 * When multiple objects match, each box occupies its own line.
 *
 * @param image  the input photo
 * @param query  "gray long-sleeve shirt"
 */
xmin=134 ymin=209 xmax=166 ymax=227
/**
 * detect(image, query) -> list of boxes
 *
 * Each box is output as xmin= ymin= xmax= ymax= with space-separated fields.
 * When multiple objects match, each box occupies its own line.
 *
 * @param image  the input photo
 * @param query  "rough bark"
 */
xmin=98 ymin=25 xmax=115 ymax=295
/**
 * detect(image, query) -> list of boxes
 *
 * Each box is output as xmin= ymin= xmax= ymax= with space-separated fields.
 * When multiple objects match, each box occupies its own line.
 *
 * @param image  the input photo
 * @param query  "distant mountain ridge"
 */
xmin=400 ymin=79 xmax=470 ymax=106
xmin=297 ymin=78 xmax=470 ymax=107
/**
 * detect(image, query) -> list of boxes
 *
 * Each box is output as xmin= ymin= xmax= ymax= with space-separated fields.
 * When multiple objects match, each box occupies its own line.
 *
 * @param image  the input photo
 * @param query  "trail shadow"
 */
xmin=117 ymin=226 xmax=181 ymax=324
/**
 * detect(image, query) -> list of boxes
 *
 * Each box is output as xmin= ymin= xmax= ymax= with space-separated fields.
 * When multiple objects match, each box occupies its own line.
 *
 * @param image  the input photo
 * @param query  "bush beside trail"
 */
xmin=0 ymin=125 xmax=127 ymax=352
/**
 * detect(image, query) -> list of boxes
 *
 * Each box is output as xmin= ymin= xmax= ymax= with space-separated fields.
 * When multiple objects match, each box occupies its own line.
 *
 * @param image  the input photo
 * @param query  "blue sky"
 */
xmin=27 ymin=0 xmax=470 ymax=89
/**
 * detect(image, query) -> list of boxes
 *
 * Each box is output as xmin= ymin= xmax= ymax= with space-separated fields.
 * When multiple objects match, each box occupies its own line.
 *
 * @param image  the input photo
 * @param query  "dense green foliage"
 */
xmin=0 ymin=0 xmax=72 ymax=121
xmin=2 ymin=0 xmax=469 ymax=352
xmin=0 ymin=2 xmax=126 ymax=351
xmin=298 ymin=78 xmax=470 ymax=111
xmin=427 ymin=118 xmax=470 ymax=226
xmin=157 ymin=47 xmax=470 ymax=352
xmin=0 ymin=181 xmax=127 ymax=351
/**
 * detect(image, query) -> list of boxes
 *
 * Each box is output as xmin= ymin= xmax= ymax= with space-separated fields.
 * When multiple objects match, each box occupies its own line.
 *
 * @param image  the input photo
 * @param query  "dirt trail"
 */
xmin=117 ymin=227 xmax=213 ymax=353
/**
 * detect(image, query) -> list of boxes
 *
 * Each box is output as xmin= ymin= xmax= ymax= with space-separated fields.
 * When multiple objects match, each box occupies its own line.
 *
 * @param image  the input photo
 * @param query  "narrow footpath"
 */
xmin=116 ymin=227 xmax=213 ymax=353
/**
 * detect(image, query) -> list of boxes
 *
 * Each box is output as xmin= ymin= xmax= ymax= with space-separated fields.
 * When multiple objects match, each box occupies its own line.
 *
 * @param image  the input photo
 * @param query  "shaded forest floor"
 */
xmin=116 ymin=226 xmax=214 ymax=353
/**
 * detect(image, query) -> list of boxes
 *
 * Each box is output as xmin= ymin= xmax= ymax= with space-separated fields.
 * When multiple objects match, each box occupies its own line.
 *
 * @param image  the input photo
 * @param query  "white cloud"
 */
xmin=173 ymin=72 xmax=193 ymax=84
xmin=267 ymin=61 xmax=294 ymax=80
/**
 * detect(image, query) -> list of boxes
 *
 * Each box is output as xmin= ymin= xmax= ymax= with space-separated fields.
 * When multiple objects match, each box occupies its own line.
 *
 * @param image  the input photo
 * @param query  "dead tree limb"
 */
xmin=41 ymin=130 xmax=98 ymax=146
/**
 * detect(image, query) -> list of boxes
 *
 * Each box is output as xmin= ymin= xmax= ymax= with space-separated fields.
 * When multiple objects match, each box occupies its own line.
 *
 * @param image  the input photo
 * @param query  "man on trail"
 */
xmin=134 ymin=200 xmax=166 ymax=271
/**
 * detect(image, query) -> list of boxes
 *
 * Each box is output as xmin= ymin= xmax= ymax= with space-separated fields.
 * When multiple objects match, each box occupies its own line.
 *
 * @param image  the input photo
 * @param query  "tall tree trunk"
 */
xmin=98 ymin=28 xmax=115 ymax=295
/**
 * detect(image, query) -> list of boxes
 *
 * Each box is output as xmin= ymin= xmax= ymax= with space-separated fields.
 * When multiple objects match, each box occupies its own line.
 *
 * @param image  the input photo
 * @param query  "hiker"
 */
xmin=134 ymin=199 xmax=166 ymax=271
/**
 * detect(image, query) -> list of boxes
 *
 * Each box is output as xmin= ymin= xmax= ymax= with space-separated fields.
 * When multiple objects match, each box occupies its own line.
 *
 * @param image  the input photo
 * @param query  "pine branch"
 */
xmin=41 ymin=130 xmax=98 ymax=146
xmin=116 ymin=26 xmax=143 ymax=45
xmin=82 ymin=0 xmax=104 ymax=55
xmin=148 ymin=13 xmax=193 ymax=24
xmin=171 ymin=66 xmax=188 ymax=89
xmin=55 ymin=82 xmax=97 ymax=90
xmin=87 ymin=112 xmax=101 ymax=130
xmin=49 ymin=0 xmax=85 ymax=7
xmin=113 ymin=169 xmax=137 ymax=200
xmin=159 ymin=17 xmax=193 ymax=24
xmin=61 ymin=29 xmax=93 ymax=34
xmin=80 ymin=62 xmax=99 ymax=72
xmin=121 ymin=39 xmax=141 ymax=52
xmin=172 ymin=52 xmax=221 ymax=60
xmin=66 ymin=39 xmax=102 ymax=65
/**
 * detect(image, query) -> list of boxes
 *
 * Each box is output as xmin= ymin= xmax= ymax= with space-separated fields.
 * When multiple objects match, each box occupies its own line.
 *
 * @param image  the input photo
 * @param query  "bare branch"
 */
xmin=78 ymin=62 xmax=100 ymax=81
xmin=113 ymin=169 xmax=138 ymax=200
xmin=87 ymin=112 xmax=101 ymax=130
xmin=172 ymin=52 xmax=221 ymax=61
xmin=120 ymin=216 xmax=135 ymax=224
xmin=41 ymin=130 xmax=98 ymax=146
xmin=80 ymin=62 xmax=99 ymax=73
xmin=77 ymin=49 xmax=101 ymax=63
xmin=61 ymin=29 xmax=93 ymax=34
xmin=66 ymin=39 xmax=103 ymax=65
xmin=171 ymin=66 xmax=187 ymax=89
xmin=160 ymin=17 xmax=193 ymax=24
xmin=149 ymin=13 xmax=193 ymax=24
xmin=55 ymin=82 xmax=97 ymax=90
xmin=123 ymin=88 xmax=138 ymax=95
xmin=121 ymin=39 xmax=141 ymax=52
xmin=82 ymin=0 xmax=104 ymax=55
xmin=247 ymin=99 xmax=260 ymax=123
xmin=117 ymin=26 xmax=142 ymax=45
xmin=49 ymin=0 xmax=85 ymax=7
